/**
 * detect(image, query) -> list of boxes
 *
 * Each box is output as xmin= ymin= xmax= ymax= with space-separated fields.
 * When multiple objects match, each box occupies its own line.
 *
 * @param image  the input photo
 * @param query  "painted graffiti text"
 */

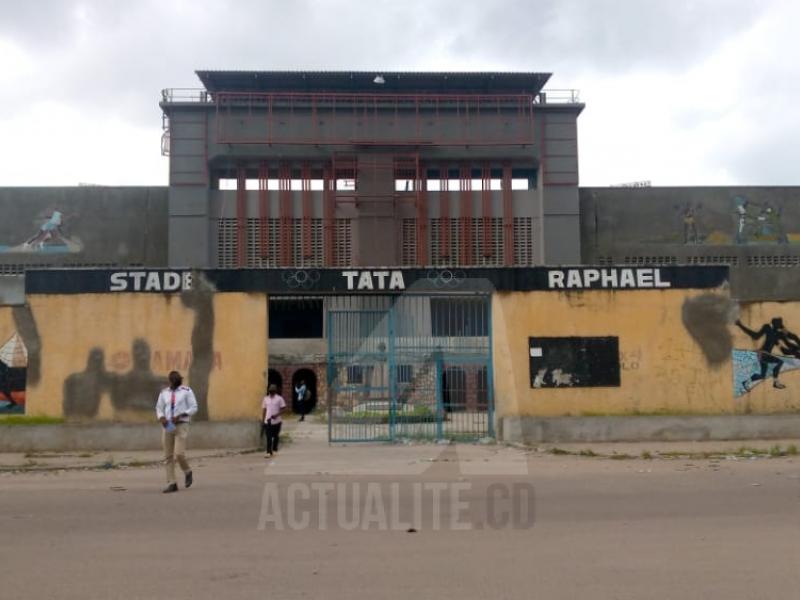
xmin=110 ymin=349 xmax=222 ymax=372
xmin=109 ymin=271 xmax=192 ymax=292
xmin=342 ymin=270 xmax=406 ymax=291
xmin=547 ymin=268 xmax=671 ymax=290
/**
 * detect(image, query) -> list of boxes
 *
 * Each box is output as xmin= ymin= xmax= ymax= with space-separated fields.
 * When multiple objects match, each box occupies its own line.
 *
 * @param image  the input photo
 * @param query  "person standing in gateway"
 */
xmin=262 ymin=384 xmax=286 ymax=457
xmin=156 ymin=370 xmax=198 ymax=493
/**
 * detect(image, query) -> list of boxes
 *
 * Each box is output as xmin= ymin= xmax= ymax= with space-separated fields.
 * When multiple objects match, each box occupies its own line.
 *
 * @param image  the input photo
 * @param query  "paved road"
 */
xmin=3 ymin=425 xmax=800 ymax=599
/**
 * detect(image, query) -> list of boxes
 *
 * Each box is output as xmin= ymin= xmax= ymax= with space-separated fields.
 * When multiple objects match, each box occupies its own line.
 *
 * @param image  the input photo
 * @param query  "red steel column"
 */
xmin=301 ymin=162 xmax=312 ymax=259
xmin=481 ymin=165 xmax=492 ymax=257
xmin=323 ymin=165 xmax=334 ymax=266
xmin=502 ymin=163 xmax=514 ymax=265
xmin=415 ymin=154 xmax=428 ymax=265
xmin=460 ymin=164 xmax=473 ymax=265
xmin=279 ymin=163 xmax=293 ymax=266
xmin=236 ymin=166 xmax=247 ymax=267
xmin=440 ymin=170 xmax=450 ymax=262
xmin=258 ymin=162 xmax=269 ymax=262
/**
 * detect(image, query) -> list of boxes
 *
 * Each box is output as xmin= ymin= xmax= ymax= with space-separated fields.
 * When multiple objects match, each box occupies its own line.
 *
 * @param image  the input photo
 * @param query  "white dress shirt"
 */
xmin=155 ymin=386 xmax=199 ymax=423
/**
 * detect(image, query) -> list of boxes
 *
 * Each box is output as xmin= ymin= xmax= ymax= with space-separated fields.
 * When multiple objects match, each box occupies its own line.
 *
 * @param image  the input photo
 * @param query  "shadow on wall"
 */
xmin=681 ymin=294 xmax=735 ymax=366
xmin=63 ymin=339 xmax=164 ymax=419
xmin=180 ymin=273 xmax=214 ymax=421
xmin=61 ymin=271 xmax=216 ymax=421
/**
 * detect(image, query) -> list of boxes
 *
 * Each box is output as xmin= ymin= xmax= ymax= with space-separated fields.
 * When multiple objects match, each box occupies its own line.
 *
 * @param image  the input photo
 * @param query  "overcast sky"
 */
xmin=1 ymin=0 xmax=797 ymax=187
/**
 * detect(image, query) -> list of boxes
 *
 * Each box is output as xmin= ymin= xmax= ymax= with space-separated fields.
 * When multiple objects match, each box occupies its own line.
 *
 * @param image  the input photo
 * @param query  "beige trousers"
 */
xmin=162 ymin=423 xmax=190 ymax=484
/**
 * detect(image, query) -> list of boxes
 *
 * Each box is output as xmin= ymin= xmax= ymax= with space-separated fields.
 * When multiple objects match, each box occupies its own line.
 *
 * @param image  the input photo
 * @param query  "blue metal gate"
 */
xmin=327 ymin=294 xmax=494 ymax=442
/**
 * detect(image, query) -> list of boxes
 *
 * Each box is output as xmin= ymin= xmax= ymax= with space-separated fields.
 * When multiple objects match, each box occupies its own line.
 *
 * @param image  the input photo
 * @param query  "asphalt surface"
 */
xmin=2 ymin=424 xmax=800 ymax=600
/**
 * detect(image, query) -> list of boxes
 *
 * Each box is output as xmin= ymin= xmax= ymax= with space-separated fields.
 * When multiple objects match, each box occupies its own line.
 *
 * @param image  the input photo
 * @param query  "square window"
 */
xmin=396 ymin=365 xmax=413 ymax=384
xmin=430 ymin=298 xmax=489 ymax=337
xmin=529 ymin=337 xmax=620 ymax=388
xmin=347 ymin=365 xmax=364 ymax=384
xmin=269 ymin=299 xmax=323 ymax=339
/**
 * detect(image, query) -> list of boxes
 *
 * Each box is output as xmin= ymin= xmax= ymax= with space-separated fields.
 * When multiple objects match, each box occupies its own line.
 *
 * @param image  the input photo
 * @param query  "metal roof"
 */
xmin=195 ymin=70 xmax=551 ymax=95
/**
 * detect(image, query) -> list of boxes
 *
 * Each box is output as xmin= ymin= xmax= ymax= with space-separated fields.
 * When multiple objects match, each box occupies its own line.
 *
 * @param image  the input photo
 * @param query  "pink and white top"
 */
xmin=262 ymin=394 xmax=286 ymax=424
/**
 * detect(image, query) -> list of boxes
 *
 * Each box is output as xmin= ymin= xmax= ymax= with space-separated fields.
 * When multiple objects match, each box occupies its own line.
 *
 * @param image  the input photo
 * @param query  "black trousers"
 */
xmin=753 ymin=354 xmax=783 ymax=381
xmin=265 ymin=422 xmax=282 ymax=453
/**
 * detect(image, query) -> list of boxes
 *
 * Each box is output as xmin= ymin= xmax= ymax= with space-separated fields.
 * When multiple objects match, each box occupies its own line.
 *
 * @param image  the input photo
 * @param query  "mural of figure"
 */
xmin=0 ymin=332 xmax=28 ymax=413
xmin=1 ymin=209 xmax=83 ymax=254
xmin=755 ymin=203 xmax=788 ymax=243
xmin=109 ymin=339 xmax=164 ymax=412
xmin=736 ymin=318 xmax=800 ymax=391
xmin=682 ymin=203 xmax=699 ymax=244
xmin=63 ymin=348 xmax=109 ymax=418
xmin=0 ymin=360 xmax=15 ymax=407
xmin=733 ymin=196 xmax=751 ymax=244
xmin=25 ymin=211 xmax=65 ymax=248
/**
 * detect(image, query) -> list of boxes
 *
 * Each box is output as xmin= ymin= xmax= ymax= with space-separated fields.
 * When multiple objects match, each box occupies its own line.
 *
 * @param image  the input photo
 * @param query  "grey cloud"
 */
xmin=443 ymin=0 xmax=765 ymax=73
xmin=0 ymin=0 xmax=795 ymax=185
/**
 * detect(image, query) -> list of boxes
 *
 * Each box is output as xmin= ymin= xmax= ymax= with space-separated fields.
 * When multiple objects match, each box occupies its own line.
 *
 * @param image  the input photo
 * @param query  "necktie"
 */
xmin=171 ymin=391 xmax=176 ymax=420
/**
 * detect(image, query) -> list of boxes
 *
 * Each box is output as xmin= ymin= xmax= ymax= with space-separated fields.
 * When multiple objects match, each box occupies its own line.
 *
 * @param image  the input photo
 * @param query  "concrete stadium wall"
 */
xmin=0 ymin=421 xmax=262 ymax=452
xmin=0 ymin=276 xmax=25 ymax=305
xmin=0 ymin=187 xmax=168 ymax=272
xmin=20 ymin=292 xmax=267 ymax=422
xmin=580 ymin=186 xmax=800 ymax=301
xmin=492 ymin=289 xmax=800 ymax=418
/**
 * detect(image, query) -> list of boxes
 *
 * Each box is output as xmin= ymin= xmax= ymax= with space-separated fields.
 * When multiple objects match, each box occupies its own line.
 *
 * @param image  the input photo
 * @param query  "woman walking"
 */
xmin=262 ymin=384 xmax=286 ymax=457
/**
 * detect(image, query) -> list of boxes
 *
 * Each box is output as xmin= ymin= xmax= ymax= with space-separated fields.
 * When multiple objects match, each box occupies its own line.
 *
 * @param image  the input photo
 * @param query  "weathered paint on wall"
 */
xmin=24 ymin=292 xmax=267 ymax=422
xmin=492 ymin=289 xmax=744 ymax=418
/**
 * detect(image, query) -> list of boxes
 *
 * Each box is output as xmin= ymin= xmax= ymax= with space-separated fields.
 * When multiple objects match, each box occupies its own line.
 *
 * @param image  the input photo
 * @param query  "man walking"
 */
xmin=156 ymin=370 xmax=198 ymax=493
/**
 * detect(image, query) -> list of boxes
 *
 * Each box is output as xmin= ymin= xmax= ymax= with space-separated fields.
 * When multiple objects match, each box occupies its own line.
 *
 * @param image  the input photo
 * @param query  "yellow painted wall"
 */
xmin=0 ymin=307 xmax=14 ymax=348
xmin=493 ymin=289 xmax=748 ymax=417
xmin=208 ymin=293 xmax=268 ymax=420
xmin=24 ymin=293 xmax=267 ymax=421
xmin=14 ymin=287 xmax=800 ymax=422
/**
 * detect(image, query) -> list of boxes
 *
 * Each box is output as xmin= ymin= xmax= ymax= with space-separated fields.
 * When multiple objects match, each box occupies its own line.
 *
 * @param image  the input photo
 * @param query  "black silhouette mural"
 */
xmin=735 ymin=318 xmax=800 ymax=394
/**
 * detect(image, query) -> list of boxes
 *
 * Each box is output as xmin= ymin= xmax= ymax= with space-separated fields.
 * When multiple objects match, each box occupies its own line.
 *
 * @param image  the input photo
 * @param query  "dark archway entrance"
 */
xmin=291 ymin=368 xmax=318 ymax=415
xmin=267 ymin=369 xmax=283 ymax=396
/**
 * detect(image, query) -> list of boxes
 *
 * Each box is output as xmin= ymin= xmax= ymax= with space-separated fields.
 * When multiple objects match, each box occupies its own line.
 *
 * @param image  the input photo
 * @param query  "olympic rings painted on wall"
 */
xmin=425 ymin=269 xmax=466 ymax=288
xmin=281 ymin=269 xmax=321 ymax=289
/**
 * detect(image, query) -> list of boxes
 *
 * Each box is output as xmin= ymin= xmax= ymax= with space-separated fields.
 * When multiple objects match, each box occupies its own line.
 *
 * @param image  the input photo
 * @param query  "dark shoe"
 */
xmin=162 ymin=483 xmax=178 ymax=494
xmin=185 ymin=471 xmax=193 ymax=488
xmin=299 ymin=415 xmax=305 ymax=422
xmin=741 ymin=380 xmax=751 ymax=393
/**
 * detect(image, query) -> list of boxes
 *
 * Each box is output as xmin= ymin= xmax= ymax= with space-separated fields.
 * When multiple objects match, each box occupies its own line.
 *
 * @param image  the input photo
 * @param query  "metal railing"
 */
xmin=161 ymin=87 xmax=581 ymax=105
xmin=534 ymin=89 xmax=581 ymax=104
xmin=161 ymin=88 xmax=214 ymax=103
